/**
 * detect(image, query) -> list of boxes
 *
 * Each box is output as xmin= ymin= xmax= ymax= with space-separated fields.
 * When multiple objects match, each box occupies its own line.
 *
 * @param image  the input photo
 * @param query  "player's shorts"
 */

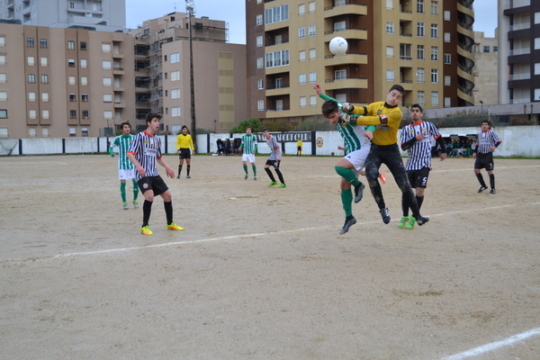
xmin=474 ymin=152 xmax=494 ymax=171
xmin=137 ymin=176 xmax=169 ymax=196
xmin=265 ymin=159 xmax=280 ymax=168
xmin=242 ymin=154 xmax=256 ymax=163
xmin=118 ymin=168 xmax=135 ymax=180
xmin=297 ymin=146 xmax=302 ymax=151
xmin=406 ymin=167 xmax=431 ymax=188
xmin=178 ymin=148 xmax=191 ymax=159
xmin=342 ymin=146 xmax=370 ymax=171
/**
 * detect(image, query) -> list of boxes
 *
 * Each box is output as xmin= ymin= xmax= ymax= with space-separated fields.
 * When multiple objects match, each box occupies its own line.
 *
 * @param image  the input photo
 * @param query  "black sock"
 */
xmin=476 ymin=173 xmax=486 ymax=187
xmin=142 ymin=200 xmax=153 ymax=227
xmin=164 ymin=201 xmax=173 ymax=225
xmin=402 ymin=194 xmax=409 ymax=216
xmin=489 ymin=174 xmax=495 ymax=189
xmin=187 ymin=165 xmax=191 ymax=176
xmin=265 ymin=167 xmax=276 ymax=182
xmin=275 ymin=168 xmax=285 ymax=184
xmin=178 ymin=165 xmax=182 ymax=176
xmin=416 ymin=195 xmax=424 ymax=211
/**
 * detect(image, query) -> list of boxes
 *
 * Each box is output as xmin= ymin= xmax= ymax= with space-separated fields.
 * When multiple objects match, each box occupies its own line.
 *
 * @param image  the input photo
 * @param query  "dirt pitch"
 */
xmin=1 ymin=154 xmax=540 ymax=360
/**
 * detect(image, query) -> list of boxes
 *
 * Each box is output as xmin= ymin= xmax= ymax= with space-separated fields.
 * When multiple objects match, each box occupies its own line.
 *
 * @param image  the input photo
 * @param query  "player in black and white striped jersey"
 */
xmin=473 ymin=120 xmax=502 ymax=194
xmin=399 ymin=104 xmax=447 ymax=229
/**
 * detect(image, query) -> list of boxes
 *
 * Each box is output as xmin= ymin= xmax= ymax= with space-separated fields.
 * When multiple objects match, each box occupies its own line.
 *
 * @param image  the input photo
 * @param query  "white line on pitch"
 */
xmin=3 ymin=201 xmax=540 ymax=263
xmin=440 ymin=326 xmax=540 ymax=360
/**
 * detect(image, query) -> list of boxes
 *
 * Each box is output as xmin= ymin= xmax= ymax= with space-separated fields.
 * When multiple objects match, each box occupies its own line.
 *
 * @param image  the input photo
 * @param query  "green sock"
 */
xmin=252 ymin=165 xmax=257 ymax=176
xmin=132 ymin=179 xmax=139 ymax=200
xmin=341 ymin=189 xmax=353 ymax=217
xmin=120 ymin=182 xmax=127 ymax=202
xmin=243 ymin=164 xmax=248 ymax=174
xmin=335 ymin=166 xmax=360 ymax=187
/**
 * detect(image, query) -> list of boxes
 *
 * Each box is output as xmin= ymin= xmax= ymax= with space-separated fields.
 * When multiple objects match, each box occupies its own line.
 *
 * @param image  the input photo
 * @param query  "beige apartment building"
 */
xmin=246 ymin=0 xmax=475 ymax=124
xmin=0 ymin=22 xmax=135 ymax=138
xmin=472 ymin=31 xmax=498 ymax=105
xmin=129 ymin=12 xmax=248 ymax=134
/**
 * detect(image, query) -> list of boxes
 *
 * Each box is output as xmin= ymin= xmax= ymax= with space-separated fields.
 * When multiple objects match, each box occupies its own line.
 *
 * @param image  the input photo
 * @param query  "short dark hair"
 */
xmin=145 ymin=112 xmax=162 ymax=124
xmin=389 ymin=84 xmax=405 ymax=95
xmin=262 ymin=128 xmax=269 ymax=132
xmin=245 ymin=126 xmax=252 ymax=131
xmin=181 ymin=125 xmax=188 ymax=130
xmin=410 ymin=104 xmax=423 ymax=112
xmin=321 ymin=100 xmax=339 ymax=117
xmin=120 ymin=121 xmax=131 ymax=130
xmin=481 ymin=120 xmax=491 ymax=128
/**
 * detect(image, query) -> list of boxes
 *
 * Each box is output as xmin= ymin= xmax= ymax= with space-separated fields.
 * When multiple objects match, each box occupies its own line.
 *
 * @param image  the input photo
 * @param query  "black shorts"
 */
xmin=297 ymin=146 xmax=302 ymax=151
xmin=474 ymin=152 xmax=494 ymax=171
xmin=137 ymin=176 xmax=169 ymax=196
xmin=266 ymin=159 xmax=280 ymax=168
xmin=407 ymin=167 xmax=431 ymax=188
xmin=179 ymin=148 xmax=191 ymax=159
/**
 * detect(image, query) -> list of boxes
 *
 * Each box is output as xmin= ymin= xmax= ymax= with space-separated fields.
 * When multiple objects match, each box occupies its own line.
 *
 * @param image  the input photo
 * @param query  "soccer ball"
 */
xmin=329 ymin=37 xmax=348 ymax=56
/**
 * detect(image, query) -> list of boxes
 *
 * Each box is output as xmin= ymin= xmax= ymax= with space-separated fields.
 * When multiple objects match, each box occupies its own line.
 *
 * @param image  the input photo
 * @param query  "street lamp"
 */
xmin=214 ymin=119 xmax=217 ymax=133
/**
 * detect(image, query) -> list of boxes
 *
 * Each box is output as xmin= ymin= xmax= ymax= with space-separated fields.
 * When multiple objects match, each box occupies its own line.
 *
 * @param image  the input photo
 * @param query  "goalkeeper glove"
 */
xmin=341 ymin=102 xmax=354 ymax=112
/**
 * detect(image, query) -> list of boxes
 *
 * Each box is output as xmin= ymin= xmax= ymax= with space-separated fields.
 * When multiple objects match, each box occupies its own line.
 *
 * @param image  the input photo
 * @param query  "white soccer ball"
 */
xmin=329 ymin=37 xmax=348 ymax=56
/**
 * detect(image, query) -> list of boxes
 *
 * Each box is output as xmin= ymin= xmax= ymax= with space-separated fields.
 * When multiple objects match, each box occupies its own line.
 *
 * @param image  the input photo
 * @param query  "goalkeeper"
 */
xmin=340 ymin=84 xmax=429 ymax=226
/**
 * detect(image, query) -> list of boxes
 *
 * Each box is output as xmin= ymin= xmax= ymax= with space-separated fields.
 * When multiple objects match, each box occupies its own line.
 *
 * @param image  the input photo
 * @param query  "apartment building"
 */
xmin=0 ymin=23 xmax=135 ymax=138
xmin=129 ymin=12 xmax=247 ymax=134
xmin=472 ymin=31 xmax=498 ymax=105
xmin=498 ymin=0 xmax=540 ymax=104
xmin=246 ymin=0 xmax=476 ymax=124
xmin=0 ymin=0 xmax=125 ymax=32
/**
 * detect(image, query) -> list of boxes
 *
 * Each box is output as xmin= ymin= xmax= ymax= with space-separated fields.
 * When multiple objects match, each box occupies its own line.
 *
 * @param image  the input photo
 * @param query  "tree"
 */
xmin=230 ymin=118 xmax=262 ymax=133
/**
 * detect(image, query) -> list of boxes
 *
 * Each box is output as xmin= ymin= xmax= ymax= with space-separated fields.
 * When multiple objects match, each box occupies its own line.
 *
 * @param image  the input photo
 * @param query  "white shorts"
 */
xmin=242 ymin=154 xmax=256 ymax=163
xmin=342 ymin=147 xmax=370 ymax=171
xmin=118 ymin=168 xmax=136 ymax=180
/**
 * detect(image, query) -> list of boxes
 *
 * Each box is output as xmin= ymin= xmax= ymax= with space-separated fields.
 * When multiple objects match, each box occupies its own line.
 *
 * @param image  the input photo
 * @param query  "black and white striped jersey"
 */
xmin=400 ymin=121 xmax=441 ymax=170
xmin=128 ymin=131 xmax=162 ymax=180
xmin=476 ymin=130 xmax=502 ymax=154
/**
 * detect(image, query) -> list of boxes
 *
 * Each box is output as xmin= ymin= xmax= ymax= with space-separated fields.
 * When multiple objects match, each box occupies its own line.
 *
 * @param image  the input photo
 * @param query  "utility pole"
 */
xmin=186 ymin=0 xmax=197 ymax=151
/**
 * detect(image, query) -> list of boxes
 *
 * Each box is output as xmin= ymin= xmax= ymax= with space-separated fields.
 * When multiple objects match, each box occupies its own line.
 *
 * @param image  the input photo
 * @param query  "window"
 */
xmin=0 ymin=37 xmax=4 ymax=46
xmin=28 ymin=74 xmax=36 ymax=83
xmin=0 ymin=110 xmax=7 ymax=119
xmin=264 ymin=4 xmax=289 ymax=25
xmin=298 ymin=27 xmax=306 ymax=38
xmin=171 ymin=71 xmax=180 ymax=81
xmin=81 ymin=128 xmax=88 ymax=137
xmin=68 ymin=41 xmax=75 ymax=50
xmin=29 ymin=110 xmax=36 ymax=119
xmin=310 ymin=95 xmax=317 ymax=107
xmin=417 ymin=0 xmax=424 ymax=13
xmin=417 ymin=68 xmax=425 ymax=83
xmin=417 ymin=91 xmax=425 ymax=106
xmin=431 ymin=69 xmax=439 ymax=83
xmin=308 ymin=25 xmax=316 ymax=37
xmin=444 ymin=75 xmax=451 ymax=86
xmin=102 ymin=61 xmax=111 ymax=70
xmin=386 ymin=0 xmax=393 ymax=9
xmin=82 ymin=110 xmax=89 ymax=119
xmin=257 ymin=58 xmax=263 ymax=69
xmin=41 ymin=57 xmax=47 ymax=66
xmin=299 ymin=4 xmax=305 ymax=15
xmin=171 ymin=107 xmax=181 ymax=117
xmin=69 ymin=76 xmax=76 ymax=85
xmin=275 ymin=35 xmax=282 ymax=44
xmin=102 ymin=44 xmax=111 ymax=53
xmin=444 ymin=97 xmax=451 ymax=108
xmin=257 ymin=79 xmax=264 ymax=90
xmin=431 ymin=91 xmax=439 ymax=107
xmin=400 ymin=43 xmax=412 ymax=60
xmin=0 ymin=55 xmax=5 ymax=65
xmin=309 ymin=49 xmax=316 ymax=60
xmin=334 ymin=21 xmax=346 ymax=32
xmin=42 ymin=110 xmax=49 ymax=119
xmin=299 ymin=73 xmax=306 ymax=84
xmin=431 ymin=1 xmax=438 ymax=15
xmin=299 ymin=50 xmax=306 ymax=62
xmin=386 ymin=46 xmax=394 ymax=58
xmin=444 ymin=10 xmax=451 ymax=20
xmin=42 ymin=92 xmax=49 ymax=102
xmin=483 ymin=46 xmax=490 ymax=53
xmin=28 ymin=92 xmax=36 ymax=101
xmin=431 ymin=46 xmax=438 ymax=60
xmin=80 ymin=59 xmax=87 ymax=68
xmin=41 ymin=75 xmax=49 ymax=84
xmin=164 ymin=55 xmax=167 ymax=62
xmin=308 ymin=1 xmax=315 ymax=13
xmin=69 ymin=127 xmax=76 ymax=136
xmin=80 ymin=41 xmax=87 ymax=50
xmin=431 ymin=24 xmax=438 ymax=38
xmin=309 ymin=72 xmax=317 ymax=83
xmin=0 ymin=73 xmax=5 ymax=83
xmin=103 ymin=77 xmax=112 ymax=86
xmin=81 ymin=77 xmax=88 ymax=86
xmin=27 ymin=56 xmax=35 ymax=66
xmin=444 ymin=53 xmax=451 ymax=64
xmin=417 ymin=45 xmax=424 ymax=60
xmin=27 ymin=38 xmax=34 ymax=47
xmin=28 ymin=128 xmax=36 ymax=137
xmin=171 ymin=89 xmax=180 ymax=99
xmin=257 ymin=100 xmax=264 ymax=111
xmin=276 ymin=78 xmax=283 ymax=88
xmin=68 ymin=58 xmax=75 ymax=67
xmin=170 ymin=53 xmax=180 ymax=63
xmin=386 ymin=70 xmax=395 ymax=81
xmin=40 ymin=39 xmax=47 ymax=48
xmin=300 ymin=96 xmax=307 ymax=108
xmin=0 ymin=91 xmax=6 ymax=101
xmin=104 ymin=111 xmax=113 ymax=119
xmin=416 ymin=22 xmax=426 ymax=37
xmin=265 ymin=49 xmax=290 ymax=68
xmin=69 ymin=93 xmax=77 ymax=102
xmin=256 ymin=14 xmax=263 ymax=25
xmin=81 ymin=94 xmax=88 ymax=102
xmin=493 ymin=46 xmax=498 ymax=52
xmin=444 ymin=32 xmax=450 ymax=42
xmin=256 ymin=36 xmax=263 ymax=47
xmin=386 ymin=22 xmax=394 ymax=34
xmin=335 ymin=69 xmax=346 ymax=80
xmin=42 ymin=128 xmax=49 ymax=137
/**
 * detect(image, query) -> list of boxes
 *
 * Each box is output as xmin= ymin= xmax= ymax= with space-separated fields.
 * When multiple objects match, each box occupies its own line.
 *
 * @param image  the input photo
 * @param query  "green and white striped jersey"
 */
xmin=109 ymin=134 xmax=135 ymax=170
xmin=336 ymin=119 xmax=371 ymax=155
xmin=240 ymin=134 xmax=258 ymax=154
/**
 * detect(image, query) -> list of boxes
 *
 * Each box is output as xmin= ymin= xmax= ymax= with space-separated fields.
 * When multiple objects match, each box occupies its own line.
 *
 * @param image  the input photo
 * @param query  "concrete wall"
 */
xmin=2 ymin=126 xmax=540 ymax=158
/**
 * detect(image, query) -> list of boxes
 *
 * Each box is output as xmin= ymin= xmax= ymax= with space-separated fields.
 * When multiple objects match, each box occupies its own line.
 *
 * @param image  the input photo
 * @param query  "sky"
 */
xmin=126 ymin=0 xmax=497 ymax=44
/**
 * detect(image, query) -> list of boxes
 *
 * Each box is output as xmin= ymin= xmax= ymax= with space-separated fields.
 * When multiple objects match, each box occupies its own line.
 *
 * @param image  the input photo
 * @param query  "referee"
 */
xmin=473 ymin=120 xmax=502 ymax=194
xmin=175 ymin=125 xmax=195 ymax=179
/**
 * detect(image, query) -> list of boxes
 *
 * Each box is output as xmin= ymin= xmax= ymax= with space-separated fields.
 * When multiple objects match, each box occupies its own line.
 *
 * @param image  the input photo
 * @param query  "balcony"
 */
xmin=504 ymin=0 xmax=530 ymax=10
xmin=114 ymin=101 xmax=126 ymax=108
xmin=325 ymin=53 xmax=368 ymax=66
xmin=112 ymin=52 xmax=124 ymax=59
xmin=510 ymin=98 xmax=531 ymax=104
xmin=509 ymin=48 xmax=531 ymax=55
xmin=324 ymin=77 xmax=368 ymax=90
xmin=266 ymin=86 xmax=290 ymax=97
xmin=324 ymin=28 xmax=368 ymax=41
xmin=113 ymin=66 xmax=125 ymax=75
xmin=324 ymin=3 xmax=367 ymax=17
xmin=509 ymin=73 xmax=531 ymax=80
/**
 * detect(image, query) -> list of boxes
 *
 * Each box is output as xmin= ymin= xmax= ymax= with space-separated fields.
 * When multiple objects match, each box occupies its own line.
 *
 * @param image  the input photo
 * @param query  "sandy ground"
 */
xmin=1 ymin=154 xmax=540 ymax=360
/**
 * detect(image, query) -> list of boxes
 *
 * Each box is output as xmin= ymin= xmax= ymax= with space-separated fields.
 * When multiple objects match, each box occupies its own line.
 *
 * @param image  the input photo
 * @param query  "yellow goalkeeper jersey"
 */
xmin=350 ymin=101 xmax=402 ymax=146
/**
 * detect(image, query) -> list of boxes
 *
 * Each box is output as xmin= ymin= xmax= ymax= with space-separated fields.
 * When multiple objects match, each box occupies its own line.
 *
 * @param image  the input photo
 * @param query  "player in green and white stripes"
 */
xmin=108 ymin=122 xmax=139 ymax=210
xmin=239 ymin=127 xmax=258 ymax=180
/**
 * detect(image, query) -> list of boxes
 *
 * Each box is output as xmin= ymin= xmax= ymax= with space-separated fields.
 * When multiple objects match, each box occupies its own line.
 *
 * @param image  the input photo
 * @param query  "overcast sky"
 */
xmin=126 ymin=0 xmax=497 ymax=44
